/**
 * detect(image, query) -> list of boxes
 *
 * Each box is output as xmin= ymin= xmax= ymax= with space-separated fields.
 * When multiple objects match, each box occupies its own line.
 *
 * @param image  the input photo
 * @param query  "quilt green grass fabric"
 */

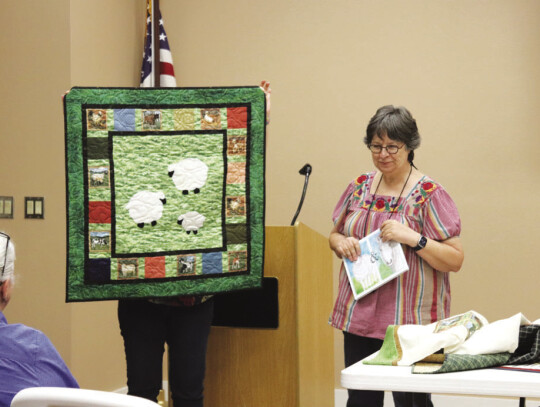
xmin=64 ymin=87 xmax=266 ymax=301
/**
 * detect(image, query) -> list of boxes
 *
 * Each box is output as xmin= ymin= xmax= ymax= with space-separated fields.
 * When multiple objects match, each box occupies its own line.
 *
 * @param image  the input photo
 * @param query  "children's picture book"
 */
xmin=343 ymin=229 xmax=409 ymax=300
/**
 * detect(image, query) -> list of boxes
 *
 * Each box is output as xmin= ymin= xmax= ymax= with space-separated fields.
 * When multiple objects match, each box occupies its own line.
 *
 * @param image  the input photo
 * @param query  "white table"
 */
xmin=342 ymin=361 xmax=540 ymax=406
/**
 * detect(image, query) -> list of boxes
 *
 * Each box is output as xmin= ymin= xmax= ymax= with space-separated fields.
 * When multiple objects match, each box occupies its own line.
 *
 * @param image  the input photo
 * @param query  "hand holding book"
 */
xmin=330 ymin=234 xmax=362 ymax=262
xmin=343 ymin=229 xmax=409 ymax=300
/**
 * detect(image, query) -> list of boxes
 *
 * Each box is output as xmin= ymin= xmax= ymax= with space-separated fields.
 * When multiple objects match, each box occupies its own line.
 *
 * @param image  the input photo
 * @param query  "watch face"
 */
xmin=415 ymin=235 xmax=427 ymax=251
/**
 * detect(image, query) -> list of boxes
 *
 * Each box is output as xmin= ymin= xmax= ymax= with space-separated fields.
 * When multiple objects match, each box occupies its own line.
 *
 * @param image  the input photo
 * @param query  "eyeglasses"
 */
xmin=368 ymin=143 xmax=405 ymax=154
xmin=0 ymin=232 xmax=10 ymax=281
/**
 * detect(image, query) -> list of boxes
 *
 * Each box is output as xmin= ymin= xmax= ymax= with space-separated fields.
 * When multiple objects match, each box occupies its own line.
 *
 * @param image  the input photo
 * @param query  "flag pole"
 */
xmin=152 ymin=0 xmax=161 ymax=88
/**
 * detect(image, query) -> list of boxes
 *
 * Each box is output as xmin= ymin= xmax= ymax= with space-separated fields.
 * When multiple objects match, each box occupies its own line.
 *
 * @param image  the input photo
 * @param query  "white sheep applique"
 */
xmin=125 ymin=191 xmax=166 ymax=228
xmin=177 ymin=211 xmax=206 ymax=234
xmin=168 ymin=158 xmax=209 ymax=195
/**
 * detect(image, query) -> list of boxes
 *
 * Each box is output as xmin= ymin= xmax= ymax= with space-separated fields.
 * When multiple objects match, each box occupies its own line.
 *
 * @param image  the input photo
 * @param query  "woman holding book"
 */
xmin=329 ymin=105 xmax=464 ymax=407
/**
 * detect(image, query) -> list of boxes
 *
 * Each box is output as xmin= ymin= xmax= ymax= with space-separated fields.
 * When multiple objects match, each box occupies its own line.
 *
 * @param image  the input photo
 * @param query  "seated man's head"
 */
xmin=0 ymin=232 xmax=15 ymax=310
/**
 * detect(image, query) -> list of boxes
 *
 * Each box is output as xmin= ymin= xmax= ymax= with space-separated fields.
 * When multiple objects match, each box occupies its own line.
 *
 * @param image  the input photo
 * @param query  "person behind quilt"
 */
xmin=0 ymin=232 xmax=79 ymax=407
xmin=117 ymin=81 xmax=272 ymax=407
xmin=328 ymin=105 xmax=464 ymax=407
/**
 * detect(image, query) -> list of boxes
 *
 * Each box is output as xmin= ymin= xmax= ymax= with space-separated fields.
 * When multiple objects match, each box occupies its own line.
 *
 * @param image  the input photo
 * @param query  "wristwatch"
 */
xmin=413 ymin=235 xmax=427 ymax=251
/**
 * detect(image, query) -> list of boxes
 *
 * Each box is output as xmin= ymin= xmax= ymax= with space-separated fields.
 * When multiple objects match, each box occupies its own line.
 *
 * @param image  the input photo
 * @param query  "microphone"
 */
xmin=290 ymin=163 xmax=312 ymax=226
xmin=299 ymin=163 xmax=312 ymax=176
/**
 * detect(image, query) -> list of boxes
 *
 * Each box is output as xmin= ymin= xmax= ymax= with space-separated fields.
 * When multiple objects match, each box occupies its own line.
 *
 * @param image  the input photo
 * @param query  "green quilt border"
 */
xmin=64 ymin=87 xmax=266 ymax=302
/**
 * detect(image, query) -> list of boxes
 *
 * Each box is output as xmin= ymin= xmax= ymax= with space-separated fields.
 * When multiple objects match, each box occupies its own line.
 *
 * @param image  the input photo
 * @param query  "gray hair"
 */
xmin=0 ymin=233 xmax=15 ymax=283
xmin=364 ymin=105 xmax=421 ymax=166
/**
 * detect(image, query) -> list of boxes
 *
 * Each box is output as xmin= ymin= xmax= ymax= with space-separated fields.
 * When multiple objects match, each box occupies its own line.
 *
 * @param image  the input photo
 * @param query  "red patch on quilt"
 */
xmin=88 ymin=201 xmax=111 ymax=223
xmin=145 ymin=256 xmax=166 ymax=278
xmin=227 ymin=107 xmax=248 ymax=129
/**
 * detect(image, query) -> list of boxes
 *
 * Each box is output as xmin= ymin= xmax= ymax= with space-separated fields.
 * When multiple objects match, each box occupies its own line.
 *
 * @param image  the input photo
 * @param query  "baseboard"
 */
xmin=335 ymin=388 xmax=540 ymax=407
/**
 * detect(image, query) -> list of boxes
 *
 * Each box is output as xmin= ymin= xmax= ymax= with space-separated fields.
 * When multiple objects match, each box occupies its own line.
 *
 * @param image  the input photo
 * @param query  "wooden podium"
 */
xmin=204 ymin=223 xmax=334 ymax=407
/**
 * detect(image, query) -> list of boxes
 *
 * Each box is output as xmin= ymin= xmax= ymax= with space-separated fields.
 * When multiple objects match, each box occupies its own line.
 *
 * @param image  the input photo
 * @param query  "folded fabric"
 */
xmin=364 ymin=311 xmax=531 ymax=374
xmin=507 ymin=324 xmax=540 ymax=365
xmin=416 ymin=321 xmax=540 ymax=374
xmin=413 ymin=353 xmax=511 ymax=374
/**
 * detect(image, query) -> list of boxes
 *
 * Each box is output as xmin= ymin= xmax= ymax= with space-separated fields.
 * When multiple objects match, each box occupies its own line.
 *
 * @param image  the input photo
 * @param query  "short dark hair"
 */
xmin=364 ymin=105 xmax=421 ymax=165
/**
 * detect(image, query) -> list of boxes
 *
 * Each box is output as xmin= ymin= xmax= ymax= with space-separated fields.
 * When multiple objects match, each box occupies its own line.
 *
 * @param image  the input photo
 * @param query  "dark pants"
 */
xmin=118 ymin=298 xmax=214 ymax=407
xmin=344 ymin=332 xmax=433 ymax=407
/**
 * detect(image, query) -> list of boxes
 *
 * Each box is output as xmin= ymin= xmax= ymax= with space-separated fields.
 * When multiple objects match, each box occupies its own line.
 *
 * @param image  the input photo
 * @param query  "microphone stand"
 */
xmin=290 ymin=164 xmax=312 ymax=226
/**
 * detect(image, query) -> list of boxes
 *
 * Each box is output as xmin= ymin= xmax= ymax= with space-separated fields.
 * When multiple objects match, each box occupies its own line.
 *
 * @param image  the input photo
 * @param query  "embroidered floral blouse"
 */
xmin=329 ymin=172 xmax=461 ymax=339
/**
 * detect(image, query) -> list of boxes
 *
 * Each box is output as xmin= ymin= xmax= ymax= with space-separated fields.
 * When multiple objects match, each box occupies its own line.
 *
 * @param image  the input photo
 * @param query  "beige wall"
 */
xmin=0 ymin=0 xmax=73 ymax=376
xmin=67 ymin=0 xmax=145 ymax=391
xmin=1 ymin=0 xmax=540 ymax=393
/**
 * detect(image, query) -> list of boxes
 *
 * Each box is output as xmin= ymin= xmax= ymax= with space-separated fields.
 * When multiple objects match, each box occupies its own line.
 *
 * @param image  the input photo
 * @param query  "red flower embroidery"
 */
xmin=355 ymin=175 xmax=368 ymax=185
xmin=375 ymin=199 xmax=386 ymax=209
xmin=422 ymin=182 xmax=436 ymax=193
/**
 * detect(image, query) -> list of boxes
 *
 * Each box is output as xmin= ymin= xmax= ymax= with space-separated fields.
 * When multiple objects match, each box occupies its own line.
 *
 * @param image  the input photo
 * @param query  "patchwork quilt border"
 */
xmin=64 ymin=87 xmax=266 ymax=302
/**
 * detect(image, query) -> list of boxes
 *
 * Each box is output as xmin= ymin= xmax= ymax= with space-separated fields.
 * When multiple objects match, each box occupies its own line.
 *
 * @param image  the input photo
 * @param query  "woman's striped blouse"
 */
xmin=329 ymin=172 xmax=461 ymax=339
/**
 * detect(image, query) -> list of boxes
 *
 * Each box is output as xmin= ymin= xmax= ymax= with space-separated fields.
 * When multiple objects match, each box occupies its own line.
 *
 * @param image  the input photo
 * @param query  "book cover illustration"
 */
xmin=343 ymin=229 xmax=409 ymax=300
xmin=434 ymin=310 xmax=486 ymax=340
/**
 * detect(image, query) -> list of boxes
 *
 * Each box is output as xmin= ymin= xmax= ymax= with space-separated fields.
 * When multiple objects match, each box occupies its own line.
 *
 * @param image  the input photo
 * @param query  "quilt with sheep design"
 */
xmin=64 ymin=87 xmax=266 ymax=301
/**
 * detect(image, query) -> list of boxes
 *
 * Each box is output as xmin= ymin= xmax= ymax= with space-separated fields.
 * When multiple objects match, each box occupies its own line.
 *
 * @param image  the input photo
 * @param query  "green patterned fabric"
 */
xmin=413 ymin=352 xmax=511 ymax=374
xmin=64 ymin=87 xmax=266 ymax=301
xmin=364 ymin=325 xmax=402 ymax=366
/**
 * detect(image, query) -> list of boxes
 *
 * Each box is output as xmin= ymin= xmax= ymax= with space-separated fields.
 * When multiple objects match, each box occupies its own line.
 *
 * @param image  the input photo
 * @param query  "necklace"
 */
xmin=362 ymin=165 xmax=413 ymax=237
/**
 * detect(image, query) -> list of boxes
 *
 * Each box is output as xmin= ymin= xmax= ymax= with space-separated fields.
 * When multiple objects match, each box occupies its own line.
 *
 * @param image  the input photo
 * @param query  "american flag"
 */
xmin=140 ymin=0 xmax=177 ymax=87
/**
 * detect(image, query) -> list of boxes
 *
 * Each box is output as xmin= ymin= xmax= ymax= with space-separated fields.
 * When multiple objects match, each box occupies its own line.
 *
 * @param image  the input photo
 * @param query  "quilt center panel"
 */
xmin=110 ymin=131 xmax=226 ymax=256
